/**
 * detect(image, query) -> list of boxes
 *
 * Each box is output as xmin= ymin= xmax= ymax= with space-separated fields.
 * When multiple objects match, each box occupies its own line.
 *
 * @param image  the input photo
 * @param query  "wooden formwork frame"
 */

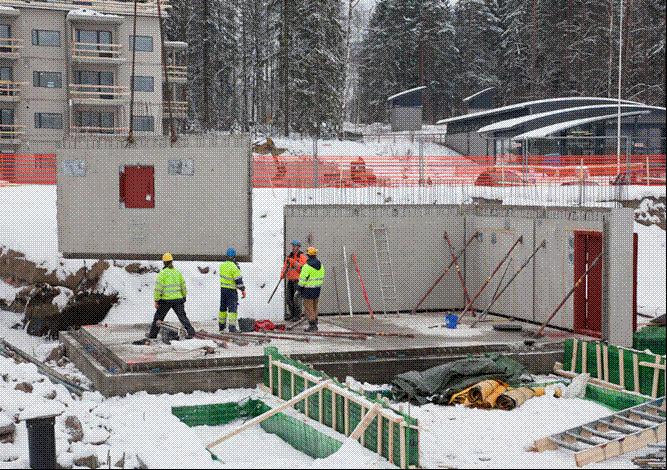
xmin=557 ymin=338 xmax=666 ymax=399
xmin=266 ymin=356 xmax=417 ymax=469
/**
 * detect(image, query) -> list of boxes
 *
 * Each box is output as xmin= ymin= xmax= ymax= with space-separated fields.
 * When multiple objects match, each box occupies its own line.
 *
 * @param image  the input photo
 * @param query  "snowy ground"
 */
xmin=0 ymin=328 xmax=648 ymax=469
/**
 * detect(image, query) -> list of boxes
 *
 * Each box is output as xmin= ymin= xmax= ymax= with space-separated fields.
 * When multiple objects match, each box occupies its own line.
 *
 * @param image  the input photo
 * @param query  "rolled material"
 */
xmin=481 ymin=383 xmax=509 ymax=409
xmin=468 ymin=380 xmax=503 ymax=404
xmin=496 ymin=387 xmax=537 ymax=411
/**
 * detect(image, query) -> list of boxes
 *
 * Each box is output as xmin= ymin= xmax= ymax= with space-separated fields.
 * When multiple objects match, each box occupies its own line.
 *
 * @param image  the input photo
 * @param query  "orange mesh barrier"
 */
xmin=0 ymin=154 xmax=56 ymax=185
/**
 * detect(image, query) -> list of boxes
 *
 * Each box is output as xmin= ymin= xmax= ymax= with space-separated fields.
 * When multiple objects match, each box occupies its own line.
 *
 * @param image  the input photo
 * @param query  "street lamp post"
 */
xmin=616 ymin=0 xmax=624 ymax=176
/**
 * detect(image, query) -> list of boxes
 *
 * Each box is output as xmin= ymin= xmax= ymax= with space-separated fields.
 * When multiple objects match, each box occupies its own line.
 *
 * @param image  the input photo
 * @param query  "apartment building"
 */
xmin=0 ymin=0 xmax=187 ymax=153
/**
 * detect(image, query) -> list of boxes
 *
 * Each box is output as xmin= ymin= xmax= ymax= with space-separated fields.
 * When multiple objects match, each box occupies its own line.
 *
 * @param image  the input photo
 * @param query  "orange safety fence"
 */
xmin=252 ymin=154 xmax=666 ymax=188
xmin=0 ymin=154 xmax=56 ymax=185
xmin=1 ymin=153 xmax=664 ymax=187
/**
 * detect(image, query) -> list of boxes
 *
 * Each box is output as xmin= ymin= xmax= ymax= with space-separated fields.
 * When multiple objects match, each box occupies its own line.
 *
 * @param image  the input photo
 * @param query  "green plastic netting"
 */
xmin=634 ymin=326 xmax=666 ymax=356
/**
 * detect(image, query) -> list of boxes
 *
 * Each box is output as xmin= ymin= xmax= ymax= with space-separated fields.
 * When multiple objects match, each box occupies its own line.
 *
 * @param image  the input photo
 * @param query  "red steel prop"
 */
xmin=411 ymin=231 xmax=480 ymax=314
xmin=352 ymin=254 xmax=375 ymax=319
xmin=444 ymin=231 xmax=472 ymax=306
xmin=458 ymin=236 xmax=524 ymax=320
xmin=534 ymin=250 xmax=603 ymax=338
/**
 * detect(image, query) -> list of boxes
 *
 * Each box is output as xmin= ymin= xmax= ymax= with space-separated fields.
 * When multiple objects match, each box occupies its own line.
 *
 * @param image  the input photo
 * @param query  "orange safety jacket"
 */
xmin=281 ymin=251 xmax=308 ymax=281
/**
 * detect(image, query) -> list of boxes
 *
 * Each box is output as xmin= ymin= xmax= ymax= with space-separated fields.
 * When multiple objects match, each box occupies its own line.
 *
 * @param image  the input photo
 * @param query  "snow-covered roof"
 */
xmin=462 ymin=87 xmax=496 ymax=103
xmin=478 ymin=104 xmax=665 ymax=135
xmin=512 ymin=111 xmax=651 ymax=140
xmin=164 ymin=41 xmax=188 ymax=49
xmin=67 ymin=8 xmax=123 ymax=24
xmin=387 ymin=86 xmax=427 ymax=102
xmin=436 ymin=97 xmax=645 ymax=125
xmin=0 ymin=5 xmax=19 ymax=16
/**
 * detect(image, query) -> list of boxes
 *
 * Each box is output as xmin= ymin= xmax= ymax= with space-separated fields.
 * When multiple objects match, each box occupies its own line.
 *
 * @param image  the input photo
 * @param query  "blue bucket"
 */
xmin=444 ymin=313 xmax=459 ymax=329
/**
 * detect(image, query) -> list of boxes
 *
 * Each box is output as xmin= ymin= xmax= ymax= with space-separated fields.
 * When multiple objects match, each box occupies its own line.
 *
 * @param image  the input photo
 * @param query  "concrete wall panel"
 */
xmin=285 ymin=205 xmax=465 ymax=315
xmin=57 ymin=136 xmax=252 ymax=260
xmin=286 ymin=205 xmax=633 ymax=341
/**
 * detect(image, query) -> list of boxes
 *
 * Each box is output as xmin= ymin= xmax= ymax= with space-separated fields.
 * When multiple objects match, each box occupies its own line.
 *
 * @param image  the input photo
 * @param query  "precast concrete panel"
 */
xmin=465 ymin=214 xmax=534 ymax=321
xmin=57 ymin=136 xmax=252 ymax=260
xmin=284 ymin=205 xmax=464 ymax=315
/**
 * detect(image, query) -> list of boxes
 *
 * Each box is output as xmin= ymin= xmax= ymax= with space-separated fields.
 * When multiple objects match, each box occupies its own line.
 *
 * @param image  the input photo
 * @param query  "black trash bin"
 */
xmin=25 ymin=415 xmax=57 ymax=469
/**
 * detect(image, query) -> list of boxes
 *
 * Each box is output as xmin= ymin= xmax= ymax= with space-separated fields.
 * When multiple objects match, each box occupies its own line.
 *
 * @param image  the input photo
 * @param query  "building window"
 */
xmin=33 ymin=71 xmax=62 ymax=89
xmin=34 ymin=113 xmax=63 ymax=130
xmin=0 ymin=108 xmax=15 ymax=139
xmin=0 ymin=24 xmax=10 ymax=38
xmin=75 ymin=111 xmax=115 ymax=133
xmin=132 ymin=115 xmax=154 ymax=132
xmin=129 ymin=35 xmax=153 ymax=52
xmin=131 ymin=75 xmax=154 ymax=92
xmin=76 ymin=29 xmax=113 ymax=57
xmin=31 ymin=30 xmax=61 ymax=47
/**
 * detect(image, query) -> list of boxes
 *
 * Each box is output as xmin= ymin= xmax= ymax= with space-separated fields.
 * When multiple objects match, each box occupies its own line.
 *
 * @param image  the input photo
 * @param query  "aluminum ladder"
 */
xmin=371 ymin=225 xmax=398 ymax=314
xmin=534 ymin=397 xmax=666 ymax=467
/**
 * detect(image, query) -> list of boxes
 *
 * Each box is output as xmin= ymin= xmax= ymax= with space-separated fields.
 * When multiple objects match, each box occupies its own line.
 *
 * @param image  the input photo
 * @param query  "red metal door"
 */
xmin=120 ymin=165 xmax=154 ymax=208
xmin=573 ymin=231 xmax=603 ymax=337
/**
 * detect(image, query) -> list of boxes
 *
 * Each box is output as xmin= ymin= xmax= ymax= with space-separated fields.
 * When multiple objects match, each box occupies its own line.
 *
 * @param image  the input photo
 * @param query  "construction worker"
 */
xmin=147 ymin=252 xmax=195 ymax=339
xmin=219 ymin=247 xmax=246 ymax=332
xmin=298 ymin=247 xmax=325 ymax=332
xmin=281 ymin=240 xmax=308 ymax=321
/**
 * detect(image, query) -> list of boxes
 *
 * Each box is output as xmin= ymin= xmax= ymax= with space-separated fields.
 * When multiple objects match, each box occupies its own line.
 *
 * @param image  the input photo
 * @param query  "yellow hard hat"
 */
xmin=162 ymin=252 xmax=174 ymax=262
xmin=306 ymin=246 xmax=318 ymax=256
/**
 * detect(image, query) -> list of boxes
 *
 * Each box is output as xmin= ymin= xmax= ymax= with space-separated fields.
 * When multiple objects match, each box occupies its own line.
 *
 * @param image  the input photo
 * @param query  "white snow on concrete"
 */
xmin=635 ymin=222 xmax=666 ymax=317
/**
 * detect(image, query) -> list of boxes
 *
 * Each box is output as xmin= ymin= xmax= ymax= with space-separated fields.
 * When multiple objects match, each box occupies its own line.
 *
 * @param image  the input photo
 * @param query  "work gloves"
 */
xmin=241 ymin=290 xmax=247 ymax=299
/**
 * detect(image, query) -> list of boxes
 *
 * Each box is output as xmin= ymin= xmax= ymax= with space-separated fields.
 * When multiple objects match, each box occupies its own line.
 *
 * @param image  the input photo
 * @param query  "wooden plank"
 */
xmin=388 ymin=421 xmax=394 ymax=464
xmin=360 ymin=407 xmax=366 ymax=446
xmin=400 ymin=421 xmax=406 ymax=469
xmin=377 ymin=415 xmax=383 ymax=456
xmin=640 ymin=361 xmax=666 ymax=370
xmin=554 ymin=367 xmax=626 ymax=392
xmin=618 ymin=348 xmax=625 ymax=388
xmin=350 ymin=404 xmax=380 ymax=441
xmin=344 ymin=397 xmax=350 ymax=436
xmin=277 ymin=363 xmax=283 ymax=400
xmin=581 ymin=341 xmax=587 ymax=374
xmin=633 ymin=353 xmax=640 ymax=393
xmin=533 ymin=436 xmax=558 ymax=452
xmin=304 ymin=380 xmax=310 ymax=417
xmin=331 ymin=390 xmax=337 ymax=432
xmin=571 ymin=339 xmax=578 ymax=372
xmin=651 ymin=356 xmax=661 ymax=399
xmin=268 ymin=355 xmax=273 ymax=392
xmin=290 ymin=370 xmax=295 ymax=399
xmin=207 ymin=380 xmax=332 ymax=449
xmin=603 ymin=344 xmax=609 ymax=382
xmin=596 ymin=343 xmax=602 ymax=380
xmin=319 ymin=389 xmax=324 ymax=424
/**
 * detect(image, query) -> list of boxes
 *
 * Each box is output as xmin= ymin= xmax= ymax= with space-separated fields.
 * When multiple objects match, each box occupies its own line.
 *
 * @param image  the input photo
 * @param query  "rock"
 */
xmin=83 ymin=427 xmax=110 ymax=445
xmin=44 ymin=390 xmax=57 ymax=400
xmin=14 ymin=382 xmax=33 ymax=393
xmin=115 ymin=453 xmax=126 ymax=469
xmin=65 ymin=415 xmax=84 ymax=443
xmin=73 ymin=454 xmax=99 ymax=469
xmin=45 ymin=345 xmax=65 ymax=363
xmin=197 ymin=266 xmax=210 ymax=274
xmin=203 ymin=346 xmax=216 ymax=355
xmin=124 ymin=263 xmax=157 ymax=275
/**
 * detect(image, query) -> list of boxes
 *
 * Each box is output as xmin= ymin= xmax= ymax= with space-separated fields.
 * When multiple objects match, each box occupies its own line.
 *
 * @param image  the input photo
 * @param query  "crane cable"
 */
xmin=126 ymin=0 xmax=139 ymax=145
xmin=156 ymin=0 xmax=177 ymax=144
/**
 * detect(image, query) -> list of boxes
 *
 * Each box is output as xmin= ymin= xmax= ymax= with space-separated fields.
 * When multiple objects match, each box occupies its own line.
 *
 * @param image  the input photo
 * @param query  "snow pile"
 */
xmin=273 ymin=136 xmax=458 ymax=158
xmin=634 ymin=197 xmax=665 ymax=226
xmin=635 ymin=222 xmax=666 ymax=317
xmin=66 ymin=8 xmax=122 ymax=20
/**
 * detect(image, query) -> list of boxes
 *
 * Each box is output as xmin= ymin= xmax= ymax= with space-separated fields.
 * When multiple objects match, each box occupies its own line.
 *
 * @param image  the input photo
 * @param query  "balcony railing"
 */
xmin=0 ymin=81 xmax=23 ymax=101
xmin=0 ymin=1 xmax=171 ymax=17
xmin=70 ymin=126 xmax=129 ymax=135
xmin=71 ymin=42 xmax=125 ymax=64
xmin=0 ymin=124 xmax=24 ymax=142
xmin=69 ymin=83 xmax=129 ymax=105
xmin=163 ymin=100 xmax=188 ymax=117
xmin=165 ymin=65 xmax=187 ymax=83
xmin=0 ymin=38 xmax=23 ymax=58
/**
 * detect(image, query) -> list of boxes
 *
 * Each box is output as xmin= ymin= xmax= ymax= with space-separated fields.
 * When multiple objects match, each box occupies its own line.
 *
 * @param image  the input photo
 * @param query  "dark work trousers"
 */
xmin=285 ymin=280 xmax=302 ymax=320
xmin=148 ymin=299 xmax=195 ymax=338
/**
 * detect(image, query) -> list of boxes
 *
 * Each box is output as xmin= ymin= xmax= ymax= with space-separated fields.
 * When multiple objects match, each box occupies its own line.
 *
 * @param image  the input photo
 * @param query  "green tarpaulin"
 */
xmin=391 ymin=354 xmax=529 ymax=405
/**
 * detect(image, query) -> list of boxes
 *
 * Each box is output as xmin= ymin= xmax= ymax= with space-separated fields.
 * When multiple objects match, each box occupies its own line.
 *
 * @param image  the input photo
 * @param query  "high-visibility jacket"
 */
xmin=154 ymin=267 xmax=187 ymax=301
xmin=220 ymin=259 xmax=245 ymax=290
xmin=281 ymin=251 xmax=308 ymax=281
xmin=298 ymin=259 xmax=325 ymax=288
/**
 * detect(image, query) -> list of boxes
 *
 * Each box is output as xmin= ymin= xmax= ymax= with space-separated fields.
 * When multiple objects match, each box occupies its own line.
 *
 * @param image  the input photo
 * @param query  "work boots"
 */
xmin=228 ymin=325 xmax=238 ymax=333
xmin=304 ymin=320 xmax=318 ymax=332
xmin=219 ymin=323 xmax=226 ymax=332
